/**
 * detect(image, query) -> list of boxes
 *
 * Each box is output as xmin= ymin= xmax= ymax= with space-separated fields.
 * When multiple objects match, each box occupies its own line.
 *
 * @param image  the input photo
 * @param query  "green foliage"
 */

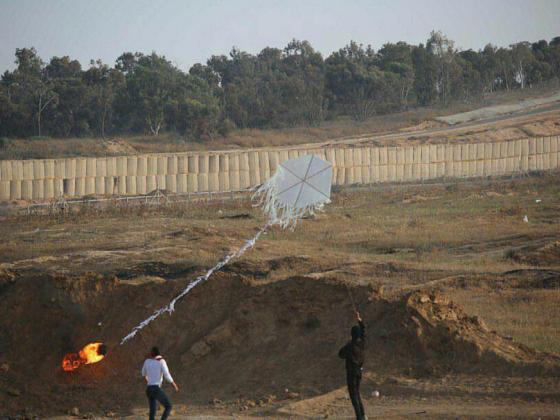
xmin=205 ymin=40 xmax=325 ymax=129
xmin=325 ymin=41 xmax=381 ymax=120
xmin=1 ymin=33 xmax=560 ymax=140
xmin=27 ymin=135 xmax=52 ymax=141
xmin=217 ymin=118 xmax=236 ymax=137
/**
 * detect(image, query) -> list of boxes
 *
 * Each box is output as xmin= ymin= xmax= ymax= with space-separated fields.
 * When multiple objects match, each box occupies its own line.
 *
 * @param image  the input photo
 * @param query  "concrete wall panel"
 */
xmin=2 ymin=136 xmax=559 ymax=201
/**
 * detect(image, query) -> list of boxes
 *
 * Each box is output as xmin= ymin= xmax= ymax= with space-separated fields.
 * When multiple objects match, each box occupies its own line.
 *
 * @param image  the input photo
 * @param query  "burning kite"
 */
xmin=61 ymin=342 xmax=107 ymax=372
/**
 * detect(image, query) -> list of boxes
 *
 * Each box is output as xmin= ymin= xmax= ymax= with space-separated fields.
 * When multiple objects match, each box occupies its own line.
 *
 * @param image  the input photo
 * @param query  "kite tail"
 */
xmin=252 ymin=165 xmax=330 ymax=229
xmin=119 ymin=224 xmax=268 ymax=345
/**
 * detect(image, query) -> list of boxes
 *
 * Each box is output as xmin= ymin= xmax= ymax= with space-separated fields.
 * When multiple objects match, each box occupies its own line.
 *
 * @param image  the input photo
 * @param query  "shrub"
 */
xmin=504 ymin=248 xmax=519 ymax=261
xmin=27 ymin=136 xmax=52 ymax=141
xmin=217 ymin=118 xmax=236 ymax=137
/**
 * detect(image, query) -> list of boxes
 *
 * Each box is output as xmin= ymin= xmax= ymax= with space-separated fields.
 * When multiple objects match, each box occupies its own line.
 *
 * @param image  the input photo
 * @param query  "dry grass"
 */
xmin=285 ymin=173 xmax=560 ymax=273
xmin=0 ymin=137 xmax=108 ymax=160
xmin=449 ymin=289 xmax=560 ymax=354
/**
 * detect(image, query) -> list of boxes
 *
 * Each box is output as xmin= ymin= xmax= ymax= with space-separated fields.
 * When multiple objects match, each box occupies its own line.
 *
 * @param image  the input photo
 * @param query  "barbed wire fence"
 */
xmin=20 ymin=187 xmax=254 ymax=217
xmin=16 ymin=167 xmax=550 ymax=218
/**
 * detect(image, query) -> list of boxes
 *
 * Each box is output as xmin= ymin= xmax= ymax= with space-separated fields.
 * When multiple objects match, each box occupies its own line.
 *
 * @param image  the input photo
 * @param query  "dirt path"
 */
xmin=435 ymin=92 xmax=560 ymax=124
xmin=315 ymin=105 xmax=560 ymax=149
xmin=45 ymin=374 xmax=560 ymax=419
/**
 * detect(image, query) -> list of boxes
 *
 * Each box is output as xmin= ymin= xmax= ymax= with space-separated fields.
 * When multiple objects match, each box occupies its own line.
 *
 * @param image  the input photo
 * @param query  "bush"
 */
xmin=27 ymin=136 xmax=52 ymax=141
xmin=217 ymin=118 xmax=236 ymax=137
xmin=504 ymin=248 xmax=519 ymax=261
xmin=0 ymin=137 xmax=7 ymax=149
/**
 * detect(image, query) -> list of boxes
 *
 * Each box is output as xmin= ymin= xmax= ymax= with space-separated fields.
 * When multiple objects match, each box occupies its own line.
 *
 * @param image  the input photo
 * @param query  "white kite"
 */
xmin=120 ymin=154 xmax=333 ymax=345
xmin=253 ymin=154 xmax=333 ymax=229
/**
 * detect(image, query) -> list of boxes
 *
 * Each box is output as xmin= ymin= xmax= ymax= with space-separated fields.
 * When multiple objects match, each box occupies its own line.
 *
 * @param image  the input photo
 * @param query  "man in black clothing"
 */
xmin=338 ymin=311 xmax=366 ymax=420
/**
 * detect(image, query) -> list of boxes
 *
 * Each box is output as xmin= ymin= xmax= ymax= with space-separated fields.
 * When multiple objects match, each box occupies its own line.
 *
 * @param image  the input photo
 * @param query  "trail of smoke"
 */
xmin=120 ymin=224 xmax=269 ymax=345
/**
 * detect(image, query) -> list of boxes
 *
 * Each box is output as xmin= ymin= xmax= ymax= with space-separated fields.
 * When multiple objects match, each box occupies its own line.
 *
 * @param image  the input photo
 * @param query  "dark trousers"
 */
xmin=346 ymin=371 xmax=365 ymax=420
xmin=146 ymin=385 xmax=172 ymax=420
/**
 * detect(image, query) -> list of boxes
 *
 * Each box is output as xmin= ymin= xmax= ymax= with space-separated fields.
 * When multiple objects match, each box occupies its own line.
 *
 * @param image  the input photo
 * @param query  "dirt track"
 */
xmin=320 ymin=103 xmax=560 ymax=149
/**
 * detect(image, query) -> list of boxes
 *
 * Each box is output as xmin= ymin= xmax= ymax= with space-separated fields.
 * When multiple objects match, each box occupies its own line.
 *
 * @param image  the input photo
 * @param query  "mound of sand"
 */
xmin=1 ymin=271 xmax=558 ymax=416
xmin=506 ymin=241 xmax=560 ymax=267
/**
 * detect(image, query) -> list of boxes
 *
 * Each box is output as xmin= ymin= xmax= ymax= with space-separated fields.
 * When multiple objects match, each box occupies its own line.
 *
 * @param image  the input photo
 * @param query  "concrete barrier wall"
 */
xmin=0 ymin=136 xmax=558 ymax=201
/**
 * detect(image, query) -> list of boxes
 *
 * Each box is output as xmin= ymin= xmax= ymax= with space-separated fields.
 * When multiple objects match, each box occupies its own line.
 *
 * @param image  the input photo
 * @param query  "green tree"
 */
xmin=510 ymin=42 xmax=535 ymax=89
xmin=427 ymin=31 xmax=458 ymax=104
xmin=377 ymin=42 xmax=415 ymax=109
xmin=12 ymin=48 xmax=59 ymax=136
xmin=325 ymin=41 xmax=384 ymax=120
xmin=44 ymin=56 xmax=88 ymax=137
xmin=84 ymin=60 xmax=125 ymax=138
xmin=411 ymin=44 xmax=437 ymax=105
xmin=495 ymin=47 xmax=514 ymax=90
xmin=117 ymin=52 xmax=178 ymax=135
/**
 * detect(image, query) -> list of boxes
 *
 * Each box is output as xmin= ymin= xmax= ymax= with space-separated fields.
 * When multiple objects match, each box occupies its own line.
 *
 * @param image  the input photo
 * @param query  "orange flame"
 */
xmin=62 ymin=342 xmax=107 ymax=372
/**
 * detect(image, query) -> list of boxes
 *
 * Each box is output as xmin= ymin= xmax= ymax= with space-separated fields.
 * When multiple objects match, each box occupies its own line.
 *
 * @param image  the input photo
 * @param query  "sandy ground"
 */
xmin=435 ymin=91 xmax=560 ymax=125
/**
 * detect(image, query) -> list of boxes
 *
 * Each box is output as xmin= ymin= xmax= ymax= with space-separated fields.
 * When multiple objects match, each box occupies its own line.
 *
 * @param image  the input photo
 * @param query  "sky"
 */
xmin=1 ymin=0 xmax=559 ymax=72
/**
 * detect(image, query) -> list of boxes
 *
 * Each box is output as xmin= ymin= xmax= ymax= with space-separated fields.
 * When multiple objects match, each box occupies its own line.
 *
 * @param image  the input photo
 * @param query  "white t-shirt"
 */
xmin=141 ymin=356 xmax=174 ymax=387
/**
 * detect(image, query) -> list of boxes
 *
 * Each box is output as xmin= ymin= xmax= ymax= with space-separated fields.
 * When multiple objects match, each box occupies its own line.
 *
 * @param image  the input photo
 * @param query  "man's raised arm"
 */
xmin=356 ymin=311 xmax=365 ymax=339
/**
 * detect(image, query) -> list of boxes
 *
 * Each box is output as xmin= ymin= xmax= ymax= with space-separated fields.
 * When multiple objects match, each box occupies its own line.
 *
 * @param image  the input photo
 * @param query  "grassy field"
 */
xmin=450 ymin=289 xmax=560 ymax=353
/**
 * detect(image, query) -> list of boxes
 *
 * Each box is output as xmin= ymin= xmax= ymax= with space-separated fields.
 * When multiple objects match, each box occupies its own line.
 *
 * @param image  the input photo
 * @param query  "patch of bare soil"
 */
xmin=399 ymin=120 xmax=448 ymax=132
xmin=519 ymin=118 xmax=560 ymax=137
xmin=1 ymin=270 xmax=558 ymax=418
xmin=101 ymin=138 xmax=138 ymax=155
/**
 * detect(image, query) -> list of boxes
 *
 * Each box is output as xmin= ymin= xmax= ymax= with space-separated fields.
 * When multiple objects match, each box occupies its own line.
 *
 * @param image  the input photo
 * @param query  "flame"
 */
xmin=62 ymin=342 xmax=107 ymax=372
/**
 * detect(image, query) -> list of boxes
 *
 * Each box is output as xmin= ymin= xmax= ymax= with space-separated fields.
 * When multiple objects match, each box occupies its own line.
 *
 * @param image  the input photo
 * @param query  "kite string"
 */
xmin=120 ymin=223 xmax=269 ymax=345
xmin=120 ymin=156 xmax=332 ymax=345
xmin=345 ymin=282 xmax=358 ymax=313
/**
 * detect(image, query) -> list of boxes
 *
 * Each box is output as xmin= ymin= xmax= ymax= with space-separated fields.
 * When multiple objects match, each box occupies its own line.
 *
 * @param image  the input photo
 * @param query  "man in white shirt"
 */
xmin=141 ymin=346 xmax=180 ymax=420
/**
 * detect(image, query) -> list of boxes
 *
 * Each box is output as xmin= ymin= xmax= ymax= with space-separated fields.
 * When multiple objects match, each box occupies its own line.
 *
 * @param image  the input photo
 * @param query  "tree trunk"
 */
xmin=101 ymin=103 xmax=108 ymax=139
xmin=147 ymin=115 xmax=162 ymax=136
xmin=36 ymin=90 xmax=56 ymax=137
xmin=37 ymin=95 xmax=42 ymax=137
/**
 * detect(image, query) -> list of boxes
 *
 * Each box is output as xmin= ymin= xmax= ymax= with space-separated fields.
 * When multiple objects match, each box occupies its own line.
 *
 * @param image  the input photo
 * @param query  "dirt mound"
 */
xmin=506 ymin=241 xmax=560 ymax=267
xmin=102 ymin=138 xmax=137 ymax=155
xmin=399 ymin=120 xmax=448 ymax=132
xmin=400 ymin=291 xmax=558 ymax=373
xmin=1 ymin=272 xmax=558 ymax=417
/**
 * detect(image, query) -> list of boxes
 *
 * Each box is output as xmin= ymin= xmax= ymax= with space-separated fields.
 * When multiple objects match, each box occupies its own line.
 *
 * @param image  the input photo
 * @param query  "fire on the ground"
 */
xmin=62 ymin=342 xmax=107 ymax=372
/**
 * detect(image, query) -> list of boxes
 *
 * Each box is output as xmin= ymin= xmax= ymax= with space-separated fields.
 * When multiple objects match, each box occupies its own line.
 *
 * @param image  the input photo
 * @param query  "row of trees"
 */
xmin=1 ymin=31 xmax=559 ymax=139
